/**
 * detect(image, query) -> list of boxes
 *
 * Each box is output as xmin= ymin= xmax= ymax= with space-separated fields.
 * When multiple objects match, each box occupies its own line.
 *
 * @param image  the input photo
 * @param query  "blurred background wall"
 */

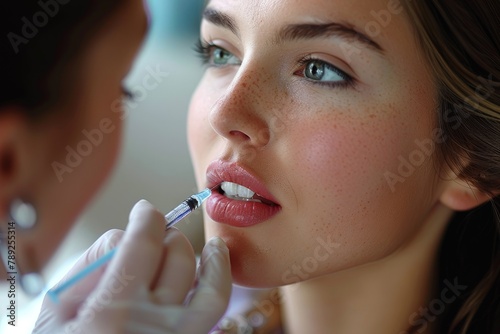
xmin=80 ymin=0 xmax=207 ymax=253
xmin=1 ymin=1 xmax=207 ymax=332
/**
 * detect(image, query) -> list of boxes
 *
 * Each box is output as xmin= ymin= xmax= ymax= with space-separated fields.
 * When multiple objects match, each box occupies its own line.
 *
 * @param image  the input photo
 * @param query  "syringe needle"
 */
xmin=47 ymin=188 xmax=212 ymax=303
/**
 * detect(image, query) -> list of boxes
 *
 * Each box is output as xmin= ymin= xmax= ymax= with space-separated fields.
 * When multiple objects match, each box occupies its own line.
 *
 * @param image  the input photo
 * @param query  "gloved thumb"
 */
xmin=33 ymin=229 xmax=124 ymax=331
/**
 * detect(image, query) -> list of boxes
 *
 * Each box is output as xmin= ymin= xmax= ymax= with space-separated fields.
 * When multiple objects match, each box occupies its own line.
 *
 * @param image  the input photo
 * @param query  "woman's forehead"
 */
xmin=202 ymin=0 xmax=414 ymax=60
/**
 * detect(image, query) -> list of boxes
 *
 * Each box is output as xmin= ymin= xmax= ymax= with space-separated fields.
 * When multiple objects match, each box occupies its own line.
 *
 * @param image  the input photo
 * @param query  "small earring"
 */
xmin=0 ymin=239 xmax=45 ymax=296
xmin=9 ymin=198 xmax=37 ymax=229
xmin=20 ymin=272 xmax=45 ymax=296
xmin=3 ymin=198 xmax=45 ymax=295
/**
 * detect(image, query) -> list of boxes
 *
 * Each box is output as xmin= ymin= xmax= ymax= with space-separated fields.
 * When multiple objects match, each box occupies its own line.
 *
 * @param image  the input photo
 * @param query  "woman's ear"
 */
xmin=439 ymin=177 xmax=493 ymax=211
xmin=0 ymin=112 xmax=22 ymax=182
xmin=0 ymin=109 xmax=28 ymax=216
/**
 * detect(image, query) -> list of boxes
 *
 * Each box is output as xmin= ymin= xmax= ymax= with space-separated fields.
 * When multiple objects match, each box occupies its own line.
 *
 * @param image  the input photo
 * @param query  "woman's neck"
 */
xmin=280 ymin=203 xmax=454 ymax=334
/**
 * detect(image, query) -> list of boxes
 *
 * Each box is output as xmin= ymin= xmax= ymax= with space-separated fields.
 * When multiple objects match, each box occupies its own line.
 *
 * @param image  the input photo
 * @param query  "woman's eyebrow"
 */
xmin=277 ymin=23 xmax=384 ymax=54
xmin=202 ymin=8 xmax=384 ymax=55
xmin=203 ymin=8 xmax=238 ymax=36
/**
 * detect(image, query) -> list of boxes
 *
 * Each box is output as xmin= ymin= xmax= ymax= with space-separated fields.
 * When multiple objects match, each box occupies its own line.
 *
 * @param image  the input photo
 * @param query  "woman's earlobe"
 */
xmin=439 ymin=178 xmax=493 ymax=211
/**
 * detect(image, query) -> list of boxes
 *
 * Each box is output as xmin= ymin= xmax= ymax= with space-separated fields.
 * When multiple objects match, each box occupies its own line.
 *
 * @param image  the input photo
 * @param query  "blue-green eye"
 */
xmin=194 ymin=39 xmax=241 ymax=66
xmin=212 ymin=47 xmax=240 ymax=65
xmin=296 ymin=58 xmax=354 ymax=88
xmin=303 ymin=60 xmax=348 ymax=83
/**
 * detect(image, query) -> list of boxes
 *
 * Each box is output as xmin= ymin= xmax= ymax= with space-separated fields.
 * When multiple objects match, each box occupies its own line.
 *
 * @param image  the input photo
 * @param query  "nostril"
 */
xmin=229 ymin=130 xmax=251 ymax=141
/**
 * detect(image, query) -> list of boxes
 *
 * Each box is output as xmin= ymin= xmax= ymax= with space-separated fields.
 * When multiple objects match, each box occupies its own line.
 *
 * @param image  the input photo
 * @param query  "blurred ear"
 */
xmin=0 ymin=111 xmax=23 ymax=184
xmin=0 ymin=109 xmax=28 ymax=216
xmin=439 ymin=177 xmax=492 ymax=211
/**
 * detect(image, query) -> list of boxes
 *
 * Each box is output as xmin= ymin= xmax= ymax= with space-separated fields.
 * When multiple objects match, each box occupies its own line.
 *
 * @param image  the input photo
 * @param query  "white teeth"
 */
xmin=221 ymin=181 xmax=255 ymax=199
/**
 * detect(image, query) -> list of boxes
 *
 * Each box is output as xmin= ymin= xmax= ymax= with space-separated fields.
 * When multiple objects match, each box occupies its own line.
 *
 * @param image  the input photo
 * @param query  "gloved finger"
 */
xmin=122 ymin=298 xmax=213 ymax=333
xmin=183 ymin=237 xmax=232 ymax=332
xmin=33 ymin=229 xmax=124 ymax=330
xmin=55 ymin=229 xmax=124 ymax=302
xmin=119 ymin=298 xmax=185 ymax=332
xmin=120 ymin=238 xmax=231 ymax=333
xmin=150 ymin=228 xmax=196 ymax=305
xmin=89 ymin=200 xmax=167 ymax=302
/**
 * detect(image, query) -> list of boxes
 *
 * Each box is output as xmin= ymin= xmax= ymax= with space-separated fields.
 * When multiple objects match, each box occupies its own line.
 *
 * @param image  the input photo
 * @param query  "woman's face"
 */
xmin=9 ymin=0 xmax=148 ymax=274
xmin=188 ymin=0 xmax=443 ymax=286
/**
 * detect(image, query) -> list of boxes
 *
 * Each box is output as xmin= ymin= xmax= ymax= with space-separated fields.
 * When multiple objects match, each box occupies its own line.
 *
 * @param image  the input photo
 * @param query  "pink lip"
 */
xmin=206 ymin=160 xmax=281 ymax=227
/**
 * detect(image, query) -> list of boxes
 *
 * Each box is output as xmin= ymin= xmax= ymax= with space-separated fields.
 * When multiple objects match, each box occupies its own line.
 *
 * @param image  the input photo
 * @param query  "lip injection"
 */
xmin=47 ymin=188 xmax=212 ymax=303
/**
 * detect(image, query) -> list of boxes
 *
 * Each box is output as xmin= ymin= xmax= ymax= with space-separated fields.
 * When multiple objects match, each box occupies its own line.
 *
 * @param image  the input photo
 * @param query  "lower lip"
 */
xmin=206 ymin=192 xmax=281 ymax=227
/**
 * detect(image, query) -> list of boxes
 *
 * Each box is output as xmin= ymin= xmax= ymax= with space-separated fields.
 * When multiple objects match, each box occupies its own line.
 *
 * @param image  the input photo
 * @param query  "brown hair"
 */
xmin=403 ymin=0 xmax=500 ymax=333
xmin=0 ymin=0 xmax=125 ymax=119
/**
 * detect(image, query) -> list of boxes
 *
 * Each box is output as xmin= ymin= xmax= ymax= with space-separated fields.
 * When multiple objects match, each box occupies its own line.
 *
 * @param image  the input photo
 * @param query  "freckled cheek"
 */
xmin=188 ymin=88 xmax=203 ymax=136
xmin=188 ymin=80 xmax=225 ymax=137
xmin=283 ymin=121 xmax=411 ymax=222
xmin=187 ymin=89 xmax=211 ymax=182
xmin=287 ymin=126 xmax=376 ymax=200
xmin=281 ymin=122 xmax=420 ymax=259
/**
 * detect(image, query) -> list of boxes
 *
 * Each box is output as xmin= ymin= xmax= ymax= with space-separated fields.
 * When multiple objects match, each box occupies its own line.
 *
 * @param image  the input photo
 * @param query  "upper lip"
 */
xmin=206 ymin=160 xmax=280 ymax=205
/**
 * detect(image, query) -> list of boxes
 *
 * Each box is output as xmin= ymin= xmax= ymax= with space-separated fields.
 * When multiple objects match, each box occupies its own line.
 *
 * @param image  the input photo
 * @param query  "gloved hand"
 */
xmin=211 ymin=286 xmax=282 ymax=334
xmin=33 ymin=200 xmax=232 ymax=334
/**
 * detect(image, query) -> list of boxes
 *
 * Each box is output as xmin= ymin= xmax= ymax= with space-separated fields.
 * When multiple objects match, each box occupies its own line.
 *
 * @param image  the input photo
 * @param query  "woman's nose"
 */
xmin=208 ymin=70 xmax=272 ymax=149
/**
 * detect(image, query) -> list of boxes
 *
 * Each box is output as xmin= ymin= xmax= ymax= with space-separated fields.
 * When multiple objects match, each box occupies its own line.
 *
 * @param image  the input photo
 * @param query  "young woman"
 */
xmin=188 ymin=0 xmax=500 ymax=333
xmin=1 ymin=1 xmax=231 ymax=333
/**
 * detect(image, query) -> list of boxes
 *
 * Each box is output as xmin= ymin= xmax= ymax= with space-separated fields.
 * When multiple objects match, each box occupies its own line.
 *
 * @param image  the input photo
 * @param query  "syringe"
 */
xmin=47 ymin=188 xmax=212 ymax=303
xmin=164 ymin=188 xmax=211 ymax=228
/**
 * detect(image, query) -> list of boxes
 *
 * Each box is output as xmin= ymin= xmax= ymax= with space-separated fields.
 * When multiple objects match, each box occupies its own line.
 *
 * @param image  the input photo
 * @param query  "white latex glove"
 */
xmin=33 ymin=200 xmax=232 ymax=334
xmin=211 ymin=286 xmax=282 ymax=334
